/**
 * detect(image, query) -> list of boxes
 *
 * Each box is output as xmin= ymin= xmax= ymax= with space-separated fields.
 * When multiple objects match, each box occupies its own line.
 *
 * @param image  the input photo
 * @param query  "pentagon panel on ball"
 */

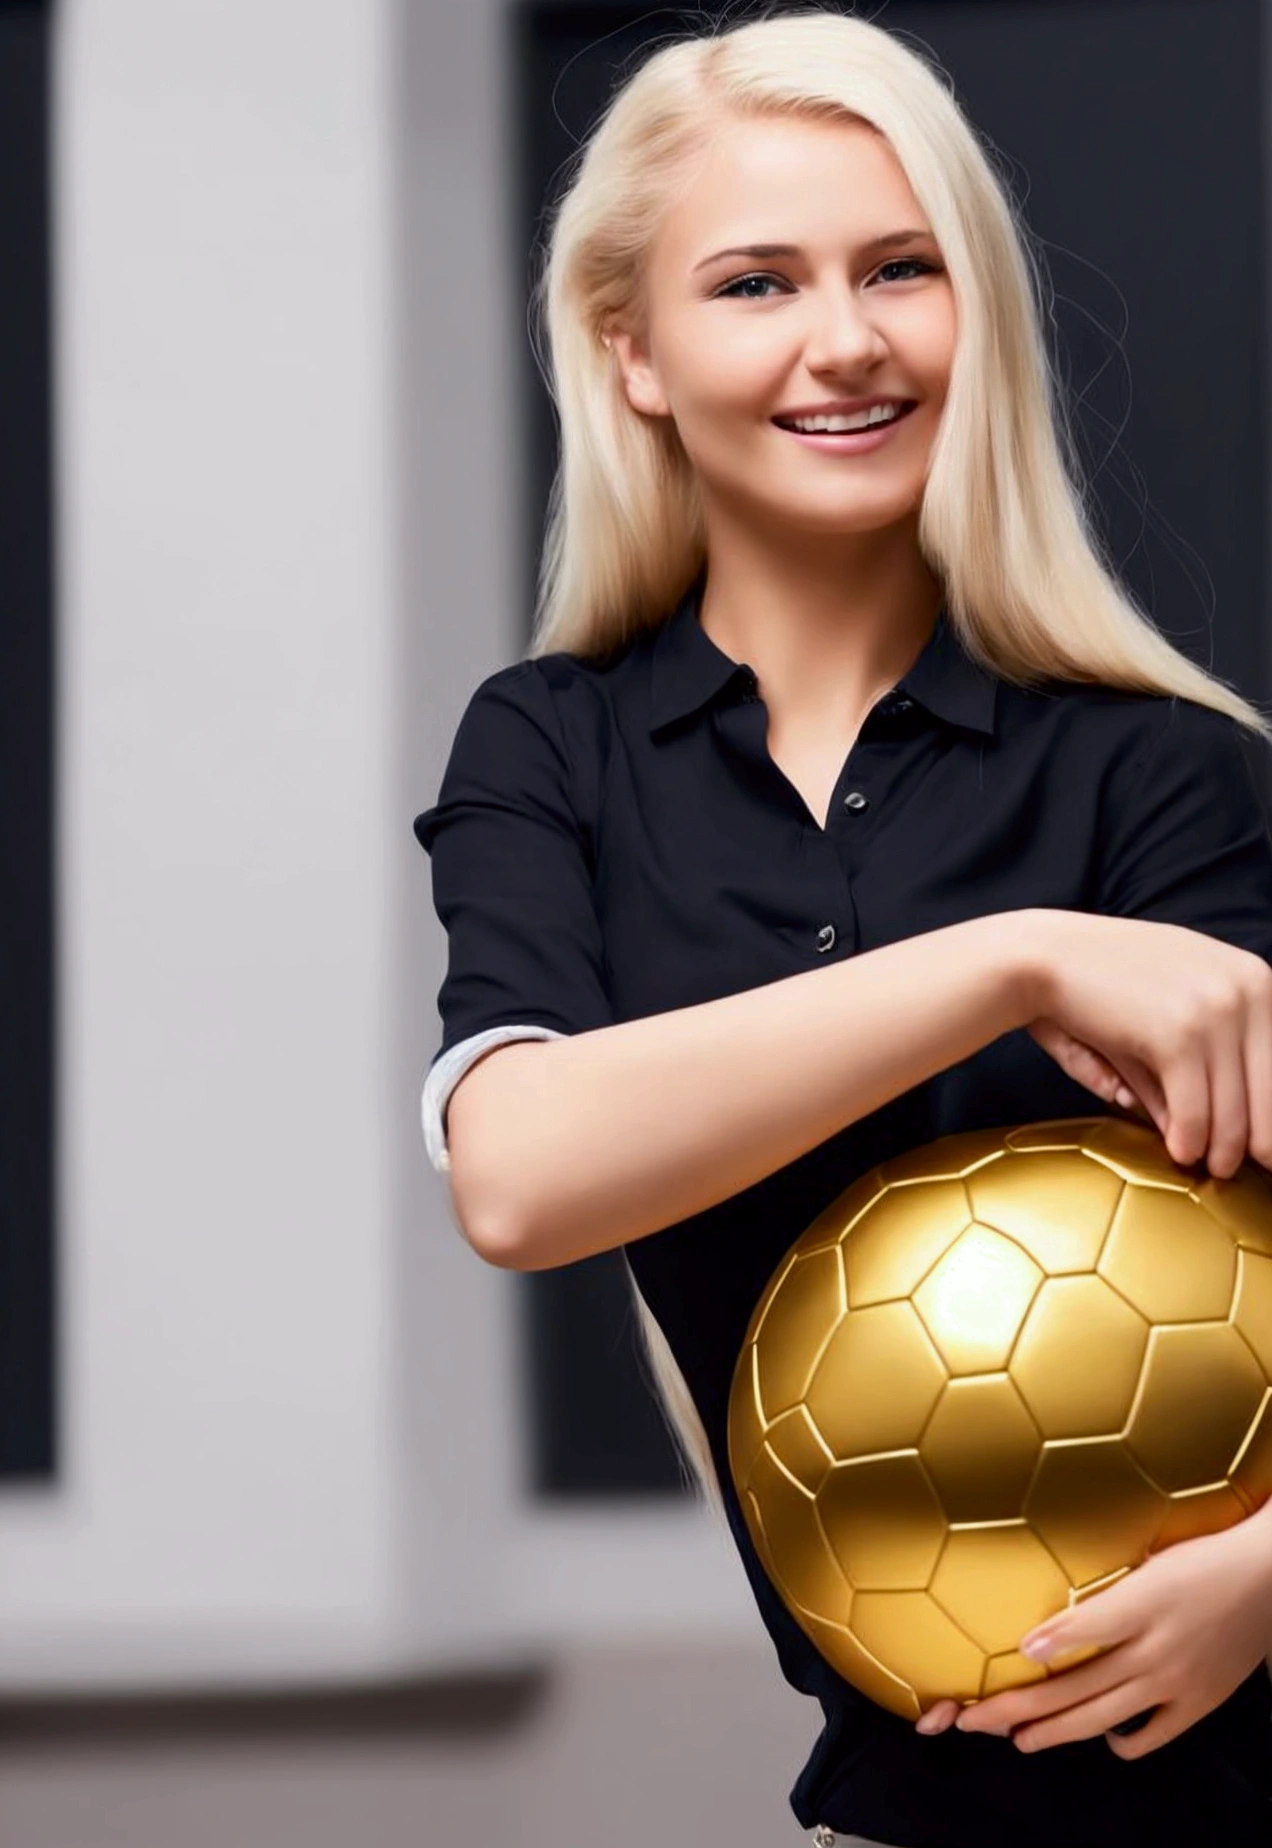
xmin=727 ymin=1117 xmax=1272 ymax=1722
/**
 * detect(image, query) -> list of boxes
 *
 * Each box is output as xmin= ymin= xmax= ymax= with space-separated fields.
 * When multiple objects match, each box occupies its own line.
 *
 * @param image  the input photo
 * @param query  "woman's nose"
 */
xmin=804 ymin=292 xmax=886 ymax=367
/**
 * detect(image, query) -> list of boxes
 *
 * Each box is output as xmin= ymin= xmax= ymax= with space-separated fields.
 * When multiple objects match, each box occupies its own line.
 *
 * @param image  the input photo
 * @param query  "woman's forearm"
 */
xmin=448 ymin=908 xmax=1049 ymax=1269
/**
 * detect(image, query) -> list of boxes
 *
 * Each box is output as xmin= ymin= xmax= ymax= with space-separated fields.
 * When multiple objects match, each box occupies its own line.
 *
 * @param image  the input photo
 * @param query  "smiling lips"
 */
xmin=773 ymin=402 xmax=918 ymax=451
xmin=774 ymin=400 xmax=917 ymax=434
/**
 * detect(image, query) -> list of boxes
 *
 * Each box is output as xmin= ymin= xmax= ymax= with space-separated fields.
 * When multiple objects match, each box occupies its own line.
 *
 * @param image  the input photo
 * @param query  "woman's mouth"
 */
xmin=772 ymin=401 xmax=918 ymax=455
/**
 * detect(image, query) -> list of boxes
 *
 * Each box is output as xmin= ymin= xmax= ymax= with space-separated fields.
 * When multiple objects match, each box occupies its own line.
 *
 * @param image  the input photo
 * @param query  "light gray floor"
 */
xmin=0 ymin=1641 xmax=874 ymax=1848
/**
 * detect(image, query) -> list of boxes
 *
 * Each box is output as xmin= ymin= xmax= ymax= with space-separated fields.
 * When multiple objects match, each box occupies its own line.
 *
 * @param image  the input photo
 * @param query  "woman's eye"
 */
xmin=714 ymin=257 xmax=937 ymax=299
xmin=715 ymin=272 xmax=786 ymax=299
xmin=876 ymin=257 xmax=937 ymax=283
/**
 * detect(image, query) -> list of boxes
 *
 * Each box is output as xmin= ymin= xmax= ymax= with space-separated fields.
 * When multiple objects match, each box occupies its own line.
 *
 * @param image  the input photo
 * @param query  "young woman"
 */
xmin=414 ymin=11 xmax=1272 ymax=1845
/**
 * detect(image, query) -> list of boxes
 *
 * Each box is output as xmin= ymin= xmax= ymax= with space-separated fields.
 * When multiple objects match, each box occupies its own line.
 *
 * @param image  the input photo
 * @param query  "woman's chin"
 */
xmin=760 ymin=492 xmax=926 ymax=537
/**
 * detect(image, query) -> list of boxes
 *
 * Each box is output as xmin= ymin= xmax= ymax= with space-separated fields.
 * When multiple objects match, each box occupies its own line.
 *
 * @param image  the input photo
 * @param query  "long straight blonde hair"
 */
xmin=520 ymin=7 xmax=1272 ymax=1528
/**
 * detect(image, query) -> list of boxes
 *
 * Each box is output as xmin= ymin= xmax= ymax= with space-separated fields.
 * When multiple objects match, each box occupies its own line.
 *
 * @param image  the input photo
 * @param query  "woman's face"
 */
xmin=609 ymin=113 xmax=957 ymax=542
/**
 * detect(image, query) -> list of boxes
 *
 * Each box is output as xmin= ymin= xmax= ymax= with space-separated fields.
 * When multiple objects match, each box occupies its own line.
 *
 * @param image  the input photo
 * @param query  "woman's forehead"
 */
xmin=652 ymin=116 xmax=926 ymax=278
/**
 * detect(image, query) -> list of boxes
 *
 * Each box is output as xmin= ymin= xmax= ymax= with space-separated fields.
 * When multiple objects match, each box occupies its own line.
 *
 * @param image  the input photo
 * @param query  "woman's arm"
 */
xmin=449 ymin=908 xmax=1046 ymax=1269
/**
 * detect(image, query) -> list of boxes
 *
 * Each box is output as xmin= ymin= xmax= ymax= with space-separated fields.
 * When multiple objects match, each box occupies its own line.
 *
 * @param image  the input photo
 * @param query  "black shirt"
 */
xmin=414 ymin=572 xmax=1272 ymax=1847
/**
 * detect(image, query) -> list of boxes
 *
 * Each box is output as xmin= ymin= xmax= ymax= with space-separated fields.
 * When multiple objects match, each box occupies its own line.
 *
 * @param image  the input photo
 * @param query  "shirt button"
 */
xmin=842 ymin=790 xmax=869 ymax=811
xmin=816 ymin=923 xmax=836 ymax=953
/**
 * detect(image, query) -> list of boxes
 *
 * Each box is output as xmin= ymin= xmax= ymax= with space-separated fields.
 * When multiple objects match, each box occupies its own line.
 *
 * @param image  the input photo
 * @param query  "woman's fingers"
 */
xmin=1026 ymin=918 xmax=1272 ymax=1180
xmin=1157 ymin=1025 xmax=1214 ymax=1169
xmin=1028 ymin=1020 xmax=1114 ymax=1100
xmin=1203 ymin=1004 xmax=1250 ymax=1180
xmin=1245 ymin=1002 xmax=1272 ymax=1172
xmin=1026 ymin=978 xmax=1272 ymax=1179
xmin=1011 ymin=1680 xmax=1165 ymax=1753
xmin=1029 ymin=1022 xmax=1158 ymax=1129
xmin=915 ymin=1697 xmax=960 ymax=1735
xmin=1108 ymin=1050 xmax=1167 ymax=1133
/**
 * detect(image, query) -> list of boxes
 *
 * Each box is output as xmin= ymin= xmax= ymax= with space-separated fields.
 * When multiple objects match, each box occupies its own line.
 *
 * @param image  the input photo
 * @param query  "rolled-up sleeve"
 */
xmin=414 ymin=659 xmax=614 ymax=1170
xmin=421 ymin=1025 xmax=566 ymax=1174
xmin=1098 ymin=699 xmax=1272 ymax=959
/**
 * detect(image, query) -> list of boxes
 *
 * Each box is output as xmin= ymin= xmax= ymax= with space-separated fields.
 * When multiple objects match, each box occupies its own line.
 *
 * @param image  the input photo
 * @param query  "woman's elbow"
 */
xmin=445 ymin=1048 xmax=544 ymax=1265
xmin=447 ymin=1138 xmax=529 ymax=1267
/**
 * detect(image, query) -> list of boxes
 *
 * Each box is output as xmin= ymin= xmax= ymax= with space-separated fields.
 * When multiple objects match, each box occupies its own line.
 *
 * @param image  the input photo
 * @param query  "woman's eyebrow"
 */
xmin=691 ymin=228 xmax=933 ymax=274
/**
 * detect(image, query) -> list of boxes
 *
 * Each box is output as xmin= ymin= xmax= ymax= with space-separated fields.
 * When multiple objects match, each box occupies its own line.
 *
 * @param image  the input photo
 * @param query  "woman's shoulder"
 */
xmin=531 ymin=628 xmax=645 ymax=696
xmin=1010 ymin=673 xmax=1255 ymax=774
xmin=526 ymin=637 xmax=645 ymax=752
xmin=445 ymin=641 xmax=638 ymax=819
xmin=454 ymin=644 xmax=627 ymax=738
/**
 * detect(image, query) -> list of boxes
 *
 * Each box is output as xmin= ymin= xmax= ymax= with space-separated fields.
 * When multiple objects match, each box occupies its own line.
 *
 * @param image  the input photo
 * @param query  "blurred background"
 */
xmin=2 ymin=0 xmax=1271 ymax=1843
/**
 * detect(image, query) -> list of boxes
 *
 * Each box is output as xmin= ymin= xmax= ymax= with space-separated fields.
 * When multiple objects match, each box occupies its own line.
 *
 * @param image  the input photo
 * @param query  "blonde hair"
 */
xmin=520 ymin=6 xmax=1272 ymax=1525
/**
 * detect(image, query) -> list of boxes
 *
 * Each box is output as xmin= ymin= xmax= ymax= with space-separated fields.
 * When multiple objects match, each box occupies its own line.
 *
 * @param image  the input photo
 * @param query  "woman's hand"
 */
xmin=1026 ymin=1017 xmax=1160 ymax=1128
xmin=1022 ymin=912 xmax=1272 ymax=1180
xmin=910 ymin=915 xmax=1272 ymax=1742
xmin=914 ymin=1507 xmax=1272 ymax=1754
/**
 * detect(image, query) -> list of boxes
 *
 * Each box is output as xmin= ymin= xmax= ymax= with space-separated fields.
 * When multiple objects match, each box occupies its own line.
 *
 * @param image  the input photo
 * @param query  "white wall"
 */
xmin=0 ymin=0 xmax=754 ymax=1694
xmin=0 ymin=0 xmax=400 ymax=1687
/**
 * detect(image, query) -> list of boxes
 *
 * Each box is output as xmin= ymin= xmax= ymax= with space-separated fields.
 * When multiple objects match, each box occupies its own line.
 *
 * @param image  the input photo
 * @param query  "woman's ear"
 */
xmin=603 ymin=326 xmax=670 ymax=419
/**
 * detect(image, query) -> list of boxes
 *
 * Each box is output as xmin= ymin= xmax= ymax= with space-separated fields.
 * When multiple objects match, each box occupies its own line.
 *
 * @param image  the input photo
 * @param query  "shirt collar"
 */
xmin=647 ymin=574 xmax=999 ymax=739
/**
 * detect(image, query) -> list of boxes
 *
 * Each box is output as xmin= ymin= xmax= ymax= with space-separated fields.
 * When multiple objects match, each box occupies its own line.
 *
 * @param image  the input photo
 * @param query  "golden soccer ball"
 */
xmin=727 ymin=1116 xmax=1272 ymax=1722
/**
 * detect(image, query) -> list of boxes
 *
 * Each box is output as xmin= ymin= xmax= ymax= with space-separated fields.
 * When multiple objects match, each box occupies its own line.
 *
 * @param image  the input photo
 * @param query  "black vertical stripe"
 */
xmin=0 ymin=0 xmax=55 ymax=1479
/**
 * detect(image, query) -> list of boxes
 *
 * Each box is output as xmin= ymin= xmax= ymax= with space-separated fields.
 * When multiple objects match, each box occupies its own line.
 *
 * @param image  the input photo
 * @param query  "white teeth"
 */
xmin=787 ymin=404 xmax=905 ymax=433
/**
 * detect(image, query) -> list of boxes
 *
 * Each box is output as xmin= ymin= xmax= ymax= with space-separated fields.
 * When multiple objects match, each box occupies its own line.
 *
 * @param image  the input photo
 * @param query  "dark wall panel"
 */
xmin=0 ymin=0 xmax=55 ymax=1480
